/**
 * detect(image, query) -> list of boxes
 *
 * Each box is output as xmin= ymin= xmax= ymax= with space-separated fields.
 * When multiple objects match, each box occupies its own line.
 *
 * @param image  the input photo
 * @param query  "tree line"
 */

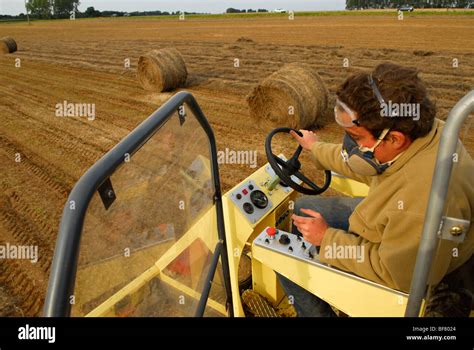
xmin=2 ymin=1 xmax=473 ymax=21
xmin=1 ymin=1 xmax=210 ymax=20
xmin=346 ymin=0 xmax=474 ymax=9
xmin=25 ymin=0 xmax=80 ymax=19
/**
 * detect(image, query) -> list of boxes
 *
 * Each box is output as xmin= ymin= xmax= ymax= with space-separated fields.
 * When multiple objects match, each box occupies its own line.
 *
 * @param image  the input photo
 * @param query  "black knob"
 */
xmin=279 ymin=234 xmax=290 ymax=245
xmin=265 ymin=238 xmax=270 ymax=244
xmin=236 ymin=193 xmax=242 ymax=200
xmin=288 ymin=246 xmax=293 ymax=252
xmin=249 ymin=184 xmax=254 ymax=190
xmin=301 ymin=242 xmax=306 ymax=249
xmin=250 ymin=190 xmax=268 ymax=209
xmin=308 ymin=246 xmax=318 ymax=259
xmin=243 ymin=202 xmax=254 ymax=214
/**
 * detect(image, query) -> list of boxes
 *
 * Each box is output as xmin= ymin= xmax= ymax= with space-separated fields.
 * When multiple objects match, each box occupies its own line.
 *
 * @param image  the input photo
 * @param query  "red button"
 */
xmin=242 ymin=189 xmax=248 ymax=195
xmin=266 ymin=227 xmax=277 ymax=237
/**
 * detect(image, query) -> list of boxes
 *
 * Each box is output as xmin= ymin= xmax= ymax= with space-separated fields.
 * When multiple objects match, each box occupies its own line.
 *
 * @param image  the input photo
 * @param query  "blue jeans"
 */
xmin=277 ymin=196 xmax=363 ymax=317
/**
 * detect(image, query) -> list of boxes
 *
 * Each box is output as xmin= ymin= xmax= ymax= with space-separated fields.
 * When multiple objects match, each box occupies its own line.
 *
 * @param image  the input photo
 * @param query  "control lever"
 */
xmin=266 ymin=174 xmax=281 ymax=192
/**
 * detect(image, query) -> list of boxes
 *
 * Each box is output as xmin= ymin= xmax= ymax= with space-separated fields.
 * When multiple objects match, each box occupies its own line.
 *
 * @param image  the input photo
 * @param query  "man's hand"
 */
xmin=289 ymin=130 xmax=318 ymax=151
xmin=291 ymin=209 xmax=329 ymax=246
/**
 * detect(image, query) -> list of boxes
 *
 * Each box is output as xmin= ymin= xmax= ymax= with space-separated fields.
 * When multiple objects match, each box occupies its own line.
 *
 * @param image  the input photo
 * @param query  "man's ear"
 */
xmin=388 ymin=131 xmax=410 ymax=150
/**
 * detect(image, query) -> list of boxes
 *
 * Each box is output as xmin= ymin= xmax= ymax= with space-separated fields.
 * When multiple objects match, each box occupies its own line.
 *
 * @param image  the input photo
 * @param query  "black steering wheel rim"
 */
xmin=265 ymin=127 xmax=331 ymax=195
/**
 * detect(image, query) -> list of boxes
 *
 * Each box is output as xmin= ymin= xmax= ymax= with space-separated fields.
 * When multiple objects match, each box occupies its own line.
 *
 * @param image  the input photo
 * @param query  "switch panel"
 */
xmin=230 ymin=180 xmax=273 ymax=225
xmin=253 ymin=227 xmax=320 ymax=263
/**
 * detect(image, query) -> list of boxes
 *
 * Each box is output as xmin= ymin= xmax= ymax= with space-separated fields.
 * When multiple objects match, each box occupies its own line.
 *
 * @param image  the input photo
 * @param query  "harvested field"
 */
xmin=0 ymin=14 xmax=473 ymax=316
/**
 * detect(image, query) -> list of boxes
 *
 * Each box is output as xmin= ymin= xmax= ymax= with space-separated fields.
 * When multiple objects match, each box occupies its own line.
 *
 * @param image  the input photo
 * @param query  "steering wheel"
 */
xmin=265 ymin=127 xmax=331 ymax=195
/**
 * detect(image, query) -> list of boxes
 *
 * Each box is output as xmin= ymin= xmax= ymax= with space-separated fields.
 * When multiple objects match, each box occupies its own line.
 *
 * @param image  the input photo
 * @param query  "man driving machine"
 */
xmin=278 ymin=63 xmax=474 ymax=317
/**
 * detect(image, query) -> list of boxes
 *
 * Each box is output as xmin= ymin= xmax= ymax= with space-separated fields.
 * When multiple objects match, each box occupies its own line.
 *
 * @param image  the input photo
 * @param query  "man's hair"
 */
xmin=336 ymin=62 xmax=436 ymax=140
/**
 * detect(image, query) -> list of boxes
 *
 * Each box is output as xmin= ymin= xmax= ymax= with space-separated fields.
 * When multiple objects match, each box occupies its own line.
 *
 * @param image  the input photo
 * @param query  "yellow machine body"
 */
xmin=78 ymin=157 xmax=418 ymax=317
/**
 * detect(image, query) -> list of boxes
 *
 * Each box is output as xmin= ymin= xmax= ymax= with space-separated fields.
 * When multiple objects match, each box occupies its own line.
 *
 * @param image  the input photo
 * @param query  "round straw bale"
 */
xmin=137 ymin=48 xmax=187 ymax=92
xmin=246 ymin=63 xmax=328 ymax=129
xmin=0 ymin=37 xmax=17 ymax=54
xmin=0 ymin=41 xmax=8 ymax=54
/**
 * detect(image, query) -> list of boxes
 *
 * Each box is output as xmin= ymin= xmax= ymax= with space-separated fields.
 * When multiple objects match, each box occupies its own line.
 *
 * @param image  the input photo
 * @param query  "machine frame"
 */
xmin=43 ymin=90 xmax=474 ymax=318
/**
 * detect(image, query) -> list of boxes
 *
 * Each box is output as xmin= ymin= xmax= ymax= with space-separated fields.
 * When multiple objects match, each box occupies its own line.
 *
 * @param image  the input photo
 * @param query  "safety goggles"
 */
xmin=335 ymin=74 xmax=390 ymax=128
xmin=368 ymin=74 xmax=399 ymax=117
xmin=334 ymin=99 xmax=360 ymax=128
xmin=367 ymin=74 xmax=387 ymax=107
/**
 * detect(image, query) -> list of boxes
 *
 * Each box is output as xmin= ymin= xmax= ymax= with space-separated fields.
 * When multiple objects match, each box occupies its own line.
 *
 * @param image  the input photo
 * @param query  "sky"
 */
xmin=0 ymin=0 xmax=346 ymax=15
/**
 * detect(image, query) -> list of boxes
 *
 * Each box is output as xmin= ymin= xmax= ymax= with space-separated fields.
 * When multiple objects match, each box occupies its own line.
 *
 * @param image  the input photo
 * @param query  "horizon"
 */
xmin=0 ymin=0 xmax=346 ymax=16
